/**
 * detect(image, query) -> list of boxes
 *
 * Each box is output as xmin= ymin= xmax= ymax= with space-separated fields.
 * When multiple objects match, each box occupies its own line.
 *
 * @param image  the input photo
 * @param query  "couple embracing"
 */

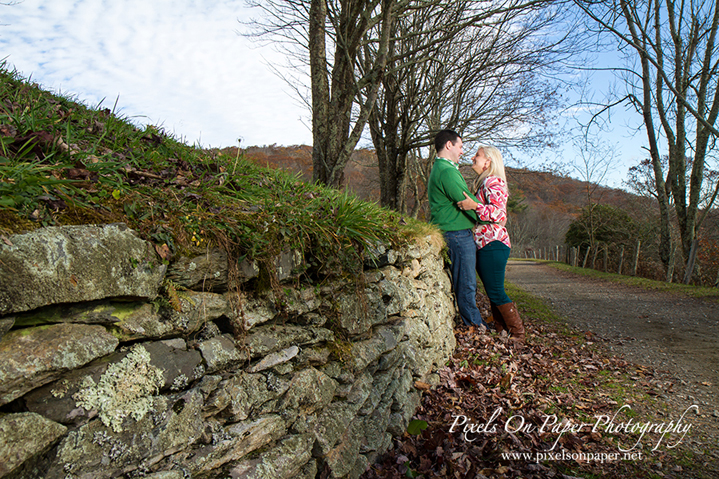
xmin=428 ymin=129 xmax=525 ymax=343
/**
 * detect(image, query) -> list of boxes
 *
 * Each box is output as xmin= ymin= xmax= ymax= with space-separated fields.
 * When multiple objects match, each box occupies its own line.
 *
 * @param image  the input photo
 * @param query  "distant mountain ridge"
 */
xmin=234 ymin=144 xmax=648 ymax=218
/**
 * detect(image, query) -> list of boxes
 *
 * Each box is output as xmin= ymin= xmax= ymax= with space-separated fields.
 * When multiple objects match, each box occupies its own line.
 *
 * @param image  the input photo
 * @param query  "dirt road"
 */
xmin=505 ymin=260 xmax=719 ymax=441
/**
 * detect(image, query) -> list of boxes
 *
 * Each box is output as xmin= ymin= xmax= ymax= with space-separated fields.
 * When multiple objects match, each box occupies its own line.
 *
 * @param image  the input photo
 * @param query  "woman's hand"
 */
xmin=457 ymin=191 xmax=477 ymax=212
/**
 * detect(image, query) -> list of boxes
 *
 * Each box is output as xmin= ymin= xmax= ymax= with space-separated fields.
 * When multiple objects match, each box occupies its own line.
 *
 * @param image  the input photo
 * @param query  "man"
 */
xmin=428 ymin=129 xmax=488 ymax=328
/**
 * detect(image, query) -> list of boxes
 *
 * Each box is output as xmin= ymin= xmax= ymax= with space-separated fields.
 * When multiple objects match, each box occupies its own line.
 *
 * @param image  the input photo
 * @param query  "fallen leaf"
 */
xmin=0 ymin=124 xmax=17 ymax=137
xmin=65 ymin=168 xmax=92 ymax=180
xmin=414 ymin=381 xmax=431 ymax=391
xmin=154 ymin=243 xmax=172 ymax=260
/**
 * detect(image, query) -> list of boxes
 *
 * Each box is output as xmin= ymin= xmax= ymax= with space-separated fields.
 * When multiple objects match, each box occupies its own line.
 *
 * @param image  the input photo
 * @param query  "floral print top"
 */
xmin=472 ymin=176 xmax=511 ymax=249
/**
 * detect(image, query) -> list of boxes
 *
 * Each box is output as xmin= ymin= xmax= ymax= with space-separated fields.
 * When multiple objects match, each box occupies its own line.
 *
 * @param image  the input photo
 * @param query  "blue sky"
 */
xmin=0 ymin=0 xmax=650 ymax=187
xmin=0 ymin=0 xmax=313 ymax=148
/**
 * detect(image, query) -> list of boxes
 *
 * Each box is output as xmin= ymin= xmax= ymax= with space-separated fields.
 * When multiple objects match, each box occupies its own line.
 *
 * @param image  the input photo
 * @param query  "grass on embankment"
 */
xmin=0 ymin=62 xmax=433 ymax=279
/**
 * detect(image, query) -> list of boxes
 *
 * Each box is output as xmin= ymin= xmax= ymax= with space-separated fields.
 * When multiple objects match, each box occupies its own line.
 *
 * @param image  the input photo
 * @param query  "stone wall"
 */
xmin=0 ymin=224 xmax=456 ymax=479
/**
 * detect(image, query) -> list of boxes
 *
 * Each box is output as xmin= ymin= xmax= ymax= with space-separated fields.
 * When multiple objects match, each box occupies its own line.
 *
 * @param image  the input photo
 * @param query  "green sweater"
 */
xmin=428 ymin=157 xmax=479 ymax=232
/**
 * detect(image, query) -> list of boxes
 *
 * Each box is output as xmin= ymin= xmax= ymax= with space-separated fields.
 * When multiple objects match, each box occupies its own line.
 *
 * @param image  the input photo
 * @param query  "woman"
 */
xmin=457 ymin=146 xmax=525 ymax=343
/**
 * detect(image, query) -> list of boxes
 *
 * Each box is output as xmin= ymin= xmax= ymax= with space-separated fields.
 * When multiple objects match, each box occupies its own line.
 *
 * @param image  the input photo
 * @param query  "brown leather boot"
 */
xmin=490 ymin=303 xmax=507 ymax=334
xmin=496 ymin=302 xmax=525 ymax=342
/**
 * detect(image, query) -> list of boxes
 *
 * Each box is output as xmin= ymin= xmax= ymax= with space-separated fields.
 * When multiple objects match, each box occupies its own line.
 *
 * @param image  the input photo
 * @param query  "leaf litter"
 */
xmin=362 ymin=311 xmax=718 ymax=479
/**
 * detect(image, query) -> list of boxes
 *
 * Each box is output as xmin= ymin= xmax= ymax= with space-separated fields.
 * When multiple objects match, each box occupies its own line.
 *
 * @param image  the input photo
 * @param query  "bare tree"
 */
xmin=625 ymin=155 xmax=719 ymax=210
xmin=245 ymin=0 xmax=575 ymax=191
xmin=245 ymin=0 xmax=395 ymax=186
xmin=360 ymin=0 xmax=576 ymax=212
xmin=575 ymin=0 xmax=719 ymax=281
xmin=511 ymin=203 xmax=573 ymax=253
xmin=569 ymin=134 xmax=613 ymax=253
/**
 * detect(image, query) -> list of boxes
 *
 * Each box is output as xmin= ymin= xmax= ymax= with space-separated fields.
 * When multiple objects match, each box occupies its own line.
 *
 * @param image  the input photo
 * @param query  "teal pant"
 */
xmin=476 ymin=240 xmax=512 ymax=306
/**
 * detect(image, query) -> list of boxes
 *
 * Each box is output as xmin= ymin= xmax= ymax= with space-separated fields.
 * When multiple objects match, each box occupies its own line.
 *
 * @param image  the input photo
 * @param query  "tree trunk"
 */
xmin=309 ymin=0 xmax=330 ymax=185
xmin=369 ymin=102 xmax=407 ymax=210
xmin=310 ymin=0 xmax=394 ymax=188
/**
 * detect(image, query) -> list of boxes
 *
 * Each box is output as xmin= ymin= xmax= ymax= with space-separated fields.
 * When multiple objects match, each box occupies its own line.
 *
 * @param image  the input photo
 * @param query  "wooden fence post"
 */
xmin=667 ymin=243 xmax=677 ymax=283
xmin=683 ymin=239 xmax=699 ymax=284
xmin=617 ymin=245 xmax=625 ymax=275
xmin=591 ymin=246 xmax=599 ymax=269
xmin=603 ymin=244 xmax=608 ymax=272
xmin=582 ymin=246 xmax=591 ymax=268
xmin=632 ymin=240 xmax=641 ymax=276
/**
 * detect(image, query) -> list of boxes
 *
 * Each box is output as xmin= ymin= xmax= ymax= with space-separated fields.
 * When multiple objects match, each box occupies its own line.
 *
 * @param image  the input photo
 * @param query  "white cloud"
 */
xmin=0 ymin=0 xmax=312 ymax=147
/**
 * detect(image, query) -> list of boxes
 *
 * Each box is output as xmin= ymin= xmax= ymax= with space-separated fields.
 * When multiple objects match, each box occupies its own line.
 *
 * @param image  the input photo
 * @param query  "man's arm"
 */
xmin=443 ymin=168 xmax=478 ymax=203
xmin=444 ymin=170 xmax=478 ymax=204
xmin=441 ymin=168 xmax=479 ymax=221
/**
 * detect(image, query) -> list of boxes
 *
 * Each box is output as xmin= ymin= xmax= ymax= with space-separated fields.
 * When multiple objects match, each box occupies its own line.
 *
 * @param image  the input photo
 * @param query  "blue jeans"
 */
xmin=476 ymin=240 xmax=512 ymax=306
xmin=443 ymin=229 xmax=488 ymax=327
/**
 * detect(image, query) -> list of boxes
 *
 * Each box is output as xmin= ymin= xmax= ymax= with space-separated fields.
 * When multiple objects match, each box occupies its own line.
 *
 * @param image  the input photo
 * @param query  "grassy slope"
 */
xmin=0 ymin=63 xmax=433 ymax=280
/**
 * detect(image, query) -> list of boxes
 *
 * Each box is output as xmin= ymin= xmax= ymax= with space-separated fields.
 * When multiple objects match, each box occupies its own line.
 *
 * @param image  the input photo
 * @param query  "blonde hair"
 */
xmin=473 ymin=146 xmax=508 ymax=193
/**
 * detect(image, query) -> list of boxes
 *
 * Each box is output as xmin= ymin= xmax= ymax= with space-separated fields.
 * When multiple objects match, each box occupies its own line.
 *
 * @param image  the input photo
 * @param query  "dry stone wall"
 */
xmin=0 ymin=224 xmax=456 ymax=479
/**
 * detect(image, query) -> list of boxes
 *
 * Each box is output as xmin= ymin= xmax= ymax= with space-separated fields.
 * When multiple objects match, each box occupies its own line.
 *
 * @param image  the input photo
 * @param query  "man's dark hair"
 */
xmin=434 ymin=129 xmax=461 ymax=153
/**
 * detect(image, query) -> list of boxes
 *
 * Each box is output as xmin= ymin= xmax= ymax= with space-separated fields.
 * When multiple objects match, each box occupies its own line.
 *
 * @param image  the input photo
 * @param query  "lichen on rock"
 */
xmin=73 ymin=344 xmax=165 ymax=432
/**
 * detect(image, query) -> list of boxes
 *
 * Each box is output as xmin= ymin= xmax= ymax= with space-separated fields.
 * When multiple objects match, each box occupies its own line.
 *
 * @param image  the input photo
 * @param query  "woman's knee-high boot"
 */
xmin=490 ymin=303 xmax=507 ymax=333
xmin=496 ymin=302 xmax=525 ymax=342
